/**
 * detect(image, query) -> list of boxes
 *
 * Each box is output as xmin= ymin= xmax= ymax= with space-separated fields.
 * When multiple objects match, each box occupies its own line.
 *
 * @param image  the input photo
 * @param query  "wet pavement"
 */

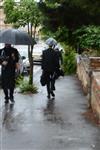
xmin=0 ymin=66 xmax=100 ymax=150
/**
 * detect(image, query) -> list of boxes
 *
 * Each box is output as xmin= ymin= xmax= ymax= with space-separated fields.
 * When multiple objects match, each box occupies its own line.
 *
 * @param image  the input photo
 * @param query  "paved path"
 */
xmin=0 ymin=68 xmax=99 ymax=150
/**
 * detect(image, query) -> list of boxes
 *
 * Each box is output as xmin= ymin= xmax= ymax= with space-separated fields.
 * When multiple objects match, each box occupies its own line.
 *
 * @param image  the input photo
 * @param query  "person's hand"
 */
xmin=11 ymin=53 xmax=15 ymax=60
xmin=2 ymin=61 xmax=8 ymax=66
xmin=16 ymin=63 xmax=20 ymax=72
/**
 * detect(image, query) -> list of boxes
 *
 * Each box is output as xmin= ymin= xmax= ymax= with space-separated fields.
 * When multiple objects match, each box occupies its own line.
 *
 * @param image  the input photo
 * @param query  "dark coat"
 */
xmin=41 ymin=48 xmax=60 ymax=72
xmin=0 ymin=46 xmax=19 ymax=88
xmin=55 ymin=50 xmax=63 ymax=65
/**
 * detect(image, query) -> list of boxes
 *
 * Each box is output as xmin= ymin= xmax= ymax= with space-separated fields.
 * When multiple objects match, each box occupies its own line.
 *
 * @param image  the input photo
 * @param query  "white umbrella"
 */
xmin=0 ymin=28 xmax=34 ymax=45
xmin=45 ymin=37 xmax=57 ymax=47
xmin=54 ymin=43 xmax=64 ymax=51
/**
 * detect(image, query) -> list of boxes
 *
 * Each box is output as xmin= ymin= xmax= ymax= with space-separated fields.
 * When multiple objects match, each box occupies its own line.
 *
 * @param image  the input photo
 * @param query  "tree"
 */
xmin=73 ymin=25 xmax=100 ymax=51
xmin=39 ymin=0 xmax=100 ymax=33
xmin=4 ymin=0 xmax=42 ymax=85
xmin=38 ymin=0 xmax=100 ymax=47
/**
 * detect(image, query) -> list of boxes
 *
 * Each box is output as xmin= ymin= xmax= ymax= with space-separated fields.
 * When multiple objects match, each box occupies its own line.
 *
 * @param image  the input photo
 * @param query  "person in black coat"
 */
xmin=54 ymin=47 xmax=64 ymax=79
xmin=0 ymin=44 xmax=19 ymax=104
xmin=54 ymin=48 xmax=63 ymax=66
xmin=41 ymin=44 xmax=60 ymax=99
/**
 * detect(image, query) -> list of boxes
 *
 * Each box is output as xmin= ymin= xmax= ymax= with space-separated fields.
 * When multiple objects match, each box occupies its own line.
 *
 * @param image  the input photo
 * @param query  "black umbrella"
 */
xmin=0 ymin=28 xmax=34 ymax=45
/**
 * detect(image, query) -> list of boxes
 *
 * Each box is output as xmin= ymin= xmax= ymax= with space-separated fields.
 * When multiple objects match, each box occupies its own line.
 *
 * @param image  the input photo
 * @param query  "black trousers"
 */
xmin=3 ymin=87 xmax=14 ymax=100
xmin=1 ymin=74 xmax=15 ymax=100
xmin=45 ymin=72 xmax=55 ymax=96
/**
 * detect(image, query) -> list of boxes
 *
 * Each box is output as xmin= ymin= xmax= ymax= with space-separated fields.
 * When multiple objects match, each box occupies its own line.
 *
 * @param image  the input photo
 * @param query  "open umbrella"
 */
xmin=45 ymin=37 xmax=57 ymax=47
xmin=0 ymin=28 xmax=34 ymax=45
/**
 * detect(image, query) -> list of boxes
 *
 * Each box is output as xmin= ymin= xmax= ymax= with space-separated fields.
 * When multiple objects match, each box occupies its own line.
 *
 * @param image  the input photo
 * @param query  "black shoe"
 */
xmin=50 ymin=91 xmax=55 ymax=98
xmin=47 ymin=94 xmax=51 ymax=99
xmin=51 ymin=85 xmax=55 ymax=91
xmin=10 ymin=99 xmax=15 ymax=104
xmin=4 ymin=100 xmax=9 ymax=104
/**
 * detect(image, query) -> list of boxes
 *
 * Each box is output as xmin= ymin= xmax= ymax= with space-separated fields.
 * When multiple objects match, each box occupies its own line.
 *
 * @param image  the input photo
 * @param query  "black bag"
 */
xmin=58 ymin=68 xmax=64 ymax=76
xmin=40 ymin=72 xmax=47 ymax=86
xmin=55 ymin=68 xmax=64 ymax=79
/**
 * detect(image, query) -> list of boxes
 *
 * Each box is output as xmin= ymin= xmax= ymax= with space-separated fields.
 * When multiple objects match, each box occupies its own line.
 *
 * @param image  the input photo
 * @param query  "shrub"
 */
xmin=73 ymin=25 xmax=100 ymax=52
xmin=19 ymin=80 xmax=38 ymax=94
xmin=63 ymin=46 xmax=76 ymax=74
xmin=16 ymin=76 xmax=38 ymax=94
xmin=16 ymin=74 xmax=24 ymax=87
xmin=55 ymin=26 xmax=69 ymax=42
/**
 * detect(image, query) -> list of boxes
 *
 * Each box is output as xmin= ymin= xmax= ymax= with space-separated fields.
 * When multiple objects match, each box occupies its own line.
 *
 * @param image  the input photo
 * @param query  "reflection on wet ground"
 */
xmin=0 ymin=75 xmax=100 ymax=150
xmin=93 ymin=129 xmax=100 ymax=150
xmin=44 ymin=98 xmax=64 ymax=126
xmin=2 ymin=104 xmax=15 ymax=131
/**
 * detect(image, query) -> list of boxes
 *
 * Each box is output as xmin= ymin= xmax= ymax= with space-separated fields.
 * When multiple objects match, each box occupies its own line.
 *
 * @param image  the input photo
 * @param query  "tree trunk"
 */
xmin=27 ymin=23 xmax=37 ymax=85
xmin=29 ymin=47 xmax=33 ymax=85
xmin=29 ymin=23 xmax=34 ymax=85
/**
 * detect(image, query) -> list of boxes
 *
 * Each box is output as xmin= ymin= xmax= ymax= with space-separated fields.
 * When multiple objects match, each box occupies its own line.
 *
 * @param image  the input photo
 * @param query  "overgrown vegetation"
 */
xmin=41 ymin=26 xmax=69 ymax=43
xmin=55 ymin=26 xmax=69 ymax=42
xmin=73 ymin=25 xmax=100 ymax=51
xmin=16 ymin=75 xmax=38 ymax=94
xmin=39 ymin=0 xmax=100 ymax=32
xmin=62 ymin=45 xmax=76 ymax=74
xmin=16 ymin=75 xmax=24 ymax=87
xmin=39 ymin=0 xmax=100 ymax=57
xmin=19 ymin=80 xmax=38 ymax=94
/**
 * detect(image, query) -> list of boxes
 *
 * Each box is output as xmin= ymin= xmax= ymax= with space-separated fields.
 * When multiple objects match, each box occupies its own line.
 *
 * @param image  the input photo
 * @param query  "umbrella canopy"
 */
xmin=54 ymin=43 xmax=64 ymax=51
xmin=45 ymin=37 xmax=57 ymax=47
xmin=0 ymin=28 xmax=34 ymax=45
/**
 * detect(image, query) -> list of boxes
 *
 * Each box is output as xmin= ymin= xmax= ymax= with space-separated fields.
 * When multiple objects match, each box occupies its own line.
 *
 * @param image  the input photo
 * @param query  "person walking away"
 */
xmin=54 ymin=47 xmax=64 ymax=79
xmin=41 ymin=43 xmax=59 ymax=99
xmin=54 ymin=47 xmax=63 ymax=66
xmin=0 ymin=44 xmax=19 ymax=104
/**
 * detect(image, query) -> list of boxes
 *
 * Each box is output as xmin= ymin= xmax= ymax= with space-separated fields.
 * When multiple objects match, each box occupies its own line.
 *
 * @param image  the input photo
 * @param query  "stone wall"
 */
xmin=91 ymin=72 xmax=100 ymax=120
xmin=77 ymin=55 xmax=100 ymax=120
xmin=76 ymin=55 xmax=90 ymax=94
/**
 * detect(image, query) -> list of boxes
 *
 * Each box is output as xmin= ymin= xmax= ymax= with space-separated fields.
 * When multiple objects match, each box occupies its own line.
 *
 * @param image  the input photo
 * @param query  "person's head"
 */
xmin=48 ymin=43 xmax=55 ymax=49
xmin=5 ymin=43 xmax=11 ymax=48
xmin=46 ymin=41 xmax=56 ymax=49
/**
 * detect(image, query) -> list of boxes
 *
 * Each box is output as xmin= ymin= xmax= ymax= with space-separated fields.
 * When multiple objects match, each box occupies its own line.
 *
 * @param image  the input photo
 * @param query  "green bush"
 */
xmin=40 ymin=27 xmax=56 ymax=40
xmin=55 ymin=26 xmax=69 ymax=42
xmin=41 ymin=26 xmax=69 ymax=43
xmin=73 ymin=25 xmax=100 ymax=51
xmin=16 ymin=75 xmax=24 ymax=87
xmin=16 ymin=76 xmax=38 ymax=94
xmin=19 ymin=80 xmax=38 ymax=94
xmin=63 ymin=46 xmax=76 ymax=74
